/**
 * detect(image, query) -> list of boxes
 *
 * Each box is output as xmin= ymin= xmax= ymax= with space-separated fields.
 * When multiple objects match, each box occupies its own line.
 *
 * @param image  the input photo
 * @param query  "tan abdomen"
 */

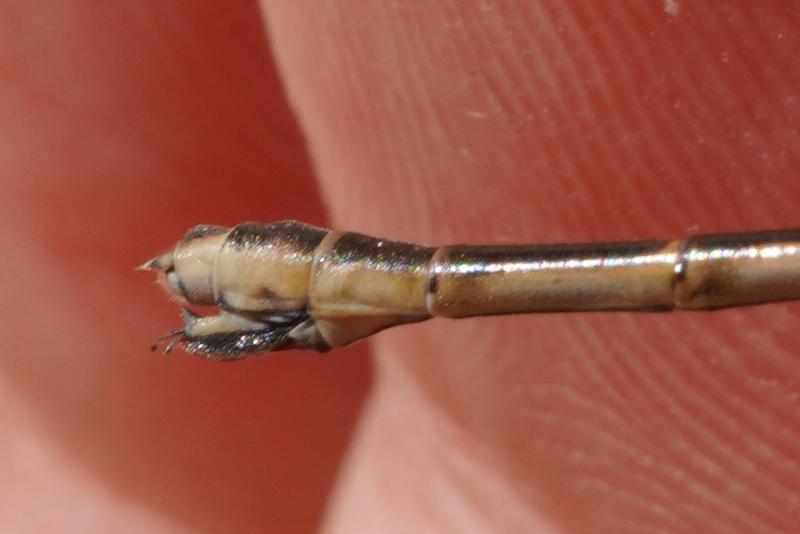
xmin=427 ymin=230 xmax=800 ymax=317
xmin=308 ymin=231 xmax=434 ymax=348
xmin=428 ymin=240 xmax=680 ymax=317
xmin=214 ymin=221 xmax=327 ymax=312
xmin=675 ymin=231 xmax=800 ymax=309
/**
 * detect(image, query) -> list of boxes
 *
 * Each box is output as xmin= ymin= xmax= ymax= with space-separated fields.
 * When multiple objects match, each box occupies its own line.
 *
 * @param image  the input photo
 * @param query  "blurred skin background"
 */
xmin=2 ymin=2 xmax=800 ymax=533
xmin=0 ymin=2 xmax=371 ymax=533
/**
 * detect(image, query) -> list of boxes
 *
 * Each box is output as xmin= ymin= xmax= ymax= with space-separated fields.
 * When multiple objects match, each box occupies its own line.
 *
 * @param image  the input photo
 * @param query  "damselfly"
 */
xmin=139 ymin=221 xmax=800 ymax=359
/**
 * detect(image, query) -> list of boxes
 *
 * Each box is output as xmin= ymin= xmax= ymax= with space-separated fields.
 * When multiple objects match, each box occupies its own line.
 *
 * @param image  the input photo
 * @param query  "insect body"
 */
xmin=140 ymin=221 xmax=800 ymax=359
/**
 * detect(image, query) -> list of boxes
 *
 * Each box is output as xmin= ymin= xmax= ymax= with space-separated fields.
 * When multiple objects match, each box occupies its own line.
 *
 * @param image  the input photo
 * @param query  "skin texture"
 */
xmin=4 ymin=1 xmax=800 ymax=533
xmin=0 ymin=3 xmax=369 ymax=533
xmin=258 ymin=1 xmax=800 ymax=533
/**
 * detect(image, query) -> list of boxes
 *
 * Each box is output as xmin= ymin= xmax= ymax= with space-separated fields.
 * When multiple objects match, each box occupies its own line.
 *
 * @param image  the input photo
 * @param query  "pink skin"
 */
xmin=261 ymin=1 xmax=800 ymax=533
xmin=3 ymin=2 xmax=800 ymax=533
